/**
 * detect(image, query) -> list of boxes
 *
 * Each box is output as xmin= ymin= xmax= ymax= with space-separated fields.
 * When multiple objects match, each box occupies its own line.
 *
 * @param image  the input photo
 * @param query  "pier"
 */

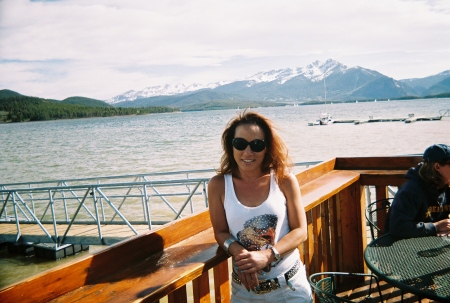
xmin=0 ymin=169 xmax=213 ymax=258
xmin=308 ymin=114 xmax=443 ymax=126
xmin=309 ymin=109 xmax=449 ymax=125
xmin=334 ymin=114 xmax=443 ymax=124
xmin=0 ymin=162 xmax=320 ymax=259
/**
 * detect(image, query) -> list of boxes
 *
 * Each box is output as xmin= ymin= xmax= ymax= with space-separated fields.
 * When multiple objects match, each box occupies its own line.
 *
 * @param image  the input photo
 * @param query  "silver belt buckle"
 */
xmin=254 ymin=279 xmax=279 ymax=294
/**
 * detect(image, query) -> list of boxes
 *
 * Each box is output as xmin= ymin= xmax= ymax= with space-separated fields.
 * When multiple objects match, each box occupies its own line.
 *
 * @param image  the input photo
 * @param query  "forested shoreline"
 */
xmin=0 ymin=95 xmax=178 ymax=123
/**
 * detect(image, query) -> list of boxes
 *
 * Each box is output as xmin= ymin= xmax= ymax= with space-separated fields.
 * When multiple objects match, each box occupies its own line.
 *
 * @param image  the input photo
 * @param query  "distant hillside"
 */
xmin=181 ymin=100 xmax=286 ymax=111
xmin=422 ymin=76 xmax=450 ymax=96
xmin=348 ymin=77 xmax=415 ymax=100
xmin=1 ymin=90 xmax=113 ymax=108
xmin=115 ymin=89 xmax=283 ymax=110
xmin=400 ymin=71 xmax=450 ymax=94
xmin=0 ymin=93 xmax=178 ymax=123
xmin=0 ymin=89 xmax=24 ymax=98
xmin=61 ymin=96 xmax=112 ymax=108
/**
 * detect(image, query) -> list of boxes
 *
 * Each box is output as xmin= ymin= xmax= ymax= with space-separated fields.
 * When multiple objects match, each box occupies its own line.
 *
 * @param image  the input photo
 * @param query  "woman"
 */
xmin=208 ymin=111 xmax=312 ymax=302
xmin=386 ymin=143 xmax=450 ymax=238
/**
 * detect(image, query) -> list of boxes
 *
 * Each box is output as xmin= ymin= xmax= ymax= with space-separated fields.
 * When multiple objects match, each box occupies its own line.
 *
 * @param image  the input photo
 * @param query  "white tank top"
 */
xmin=224 ymin=171 xmax=300 ymax=278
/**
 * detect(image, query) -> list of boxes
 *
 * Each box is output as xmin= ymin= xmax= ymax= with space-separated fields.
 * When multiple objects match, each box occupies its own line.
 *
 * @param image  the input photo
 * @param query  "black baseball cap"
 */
xmin=423 ymin=144 xmax=450 ymax=162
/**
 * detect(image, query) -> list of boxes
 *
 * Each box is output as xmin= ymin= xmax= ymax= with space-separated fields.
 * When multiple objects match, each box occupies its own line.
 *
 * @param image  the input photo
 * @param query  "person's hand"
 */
xmin=434 ymin=218 xmax=450 ymax=236
xmin=237 ymin=270 xmax=259 ymax=291
xmin=234 ymin=250 xmax=271 ymax=291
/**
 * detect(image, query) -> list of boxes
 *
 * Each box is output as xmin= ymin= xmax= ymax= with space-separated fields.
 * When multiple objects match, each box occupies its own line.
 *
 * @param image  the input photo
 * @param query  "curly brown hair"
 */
xmin=216 ymin=110 xmax=293 ymax=182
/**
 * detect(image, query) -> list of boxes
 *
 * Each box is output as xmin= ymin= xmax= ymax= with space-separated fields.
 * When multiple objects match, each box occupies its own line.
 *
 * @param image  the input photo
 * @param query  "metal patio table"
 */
xmin=364 ymin=234 xmax=450 ymax=302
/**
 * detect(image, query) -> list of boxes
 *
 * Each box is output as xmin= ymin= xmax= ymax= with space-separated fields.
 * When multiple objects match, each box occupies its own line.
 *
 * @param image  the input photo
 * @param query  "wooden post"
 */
xmin=337 ymin=180 xmax=364 ymax=273
xmin=192 ymin=271 xmax=210 ymax=303
xmin=213 ymin=260 xmax=231 ymax=303
xmin=168 ymin=285 xmax=188 ymax=303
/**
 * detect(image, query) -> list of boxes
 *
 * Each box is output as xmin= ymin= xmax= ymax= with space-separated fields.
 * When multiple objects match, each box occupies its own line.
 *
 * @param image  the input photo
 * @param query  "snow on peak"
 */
xmin=106 ymin=82 xmax=224 ymax=104
xmin=302 ymin=59 xmax=347 ymax=82
xmin=243 ymin=59 xmax=348 ymax=87
xmin=105 ymin=59 xmax=348 ymax=103
xmin=245 ymin=68 xmax=300 ymax=86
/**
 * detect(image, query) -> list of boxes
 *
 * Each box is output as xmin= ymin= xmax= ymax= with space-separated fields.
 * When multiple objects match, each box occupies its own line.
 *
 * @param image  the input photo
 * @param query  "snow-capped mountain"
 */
xmin=107 ymin=82 xmax=228 ymax=104
xmin=243 ymin=59 xmax=344 ymax=87
xmin=107 ymin=59 xmax=346 ymax=104
xmin=106 ymin=59 xmax=450 ymax=109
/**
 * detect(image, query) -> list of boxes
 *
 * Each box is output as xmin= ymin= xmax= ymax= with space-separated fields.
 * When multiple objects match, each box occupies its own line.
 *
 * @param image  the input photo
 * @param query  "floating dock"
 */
xmin=0 ymin=222 xmax=153 ymax=259
xmin=332 ymin=115 xmax=443 ymax=125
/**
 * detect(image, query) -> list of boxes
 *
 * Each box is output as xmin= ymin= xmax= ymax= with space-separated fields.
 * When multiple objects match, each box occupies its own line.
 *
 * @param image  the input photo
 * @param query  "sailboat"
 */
xmin=311 ymin=78 xmax=334 ymax=125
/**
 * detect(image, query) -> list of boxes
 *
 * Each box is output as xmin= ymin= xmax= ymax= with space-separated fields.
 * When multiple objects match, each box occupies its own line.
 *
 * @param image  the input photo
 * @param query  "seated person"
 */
xmin=386 ymin=143 xmax=450 ymax=238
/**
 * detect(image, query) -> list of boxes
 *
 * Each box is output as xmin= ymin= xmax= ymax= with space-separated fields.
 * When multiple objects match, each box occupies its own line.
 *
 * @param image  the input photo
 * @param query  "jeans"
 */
xmin=230 ymin=262 xmax=312 ymax=303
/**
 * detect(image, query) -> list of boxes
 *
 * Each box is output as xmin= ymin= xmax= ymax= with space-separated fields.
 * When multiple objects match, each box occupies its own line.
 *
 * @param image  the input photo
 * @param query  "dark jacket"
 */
xmin=386 ymin=163 xmax=450 ymax=239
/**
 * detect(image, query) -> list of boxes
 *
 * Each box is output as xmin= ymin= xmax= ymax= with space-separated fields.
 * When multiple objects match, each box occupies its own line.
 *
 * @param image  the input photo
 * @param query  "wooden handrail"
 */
xmin=0 ymin=156 xmax=416 ymax=303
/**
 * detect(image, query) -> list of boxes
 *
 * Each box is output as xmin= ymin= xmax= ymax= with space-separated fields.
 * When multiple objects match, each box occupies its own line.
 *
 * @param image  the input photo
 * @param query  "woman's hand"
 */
xmin=234 ymin=250 xmax=271 ymax=290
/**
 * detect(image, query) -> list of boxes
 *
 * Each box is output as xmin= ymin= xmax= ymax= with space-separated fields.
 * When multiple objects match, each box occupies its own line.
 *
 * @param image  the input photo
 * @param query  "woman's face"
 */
xmin=233 ymin=124 xmax=266 ymax=173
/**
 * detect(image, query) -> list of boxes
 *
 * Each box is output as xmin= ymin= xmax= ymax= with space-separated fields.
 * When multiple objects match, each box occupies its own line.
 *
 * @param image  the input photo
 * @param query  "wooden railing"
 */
xmin=0 ymin=156 xmax=421 ymax=303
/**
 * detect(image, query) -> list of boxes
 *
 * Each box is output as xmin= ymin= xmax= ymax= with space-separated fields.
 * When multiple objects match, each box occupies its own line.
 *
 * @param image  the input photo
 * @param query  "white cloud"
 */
xmin=1 ymin=0 xmax=450 ymax=100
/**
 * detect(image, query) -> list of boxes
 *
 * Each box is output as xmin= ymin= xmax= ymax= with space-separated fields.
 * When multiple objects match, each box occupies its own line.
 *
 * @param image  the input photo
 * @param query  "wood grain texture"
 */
xmin=301 ymin=170 xmax=361 ymax=210
xmin=296 ymin=158 xmax=336 ymax=186
xmin=192 ymin=271 xmax=210 ymax=303
xmin=0 ymin=210 xmax=226 ymax=303
xmin=213 ymin=260 xmax=230 ymax=303
xmin=334 ymin=156 xmax=421 ymax=170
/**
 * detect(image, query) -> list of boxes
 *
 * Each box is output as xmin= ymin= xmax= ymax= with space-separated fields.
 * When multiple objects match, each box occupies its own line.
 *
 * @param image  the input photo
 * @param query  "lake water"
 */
xmin=0 ymin=98 xmax=450 ymax=288
xmin=1 ymin=98 xmax=450 ymax=185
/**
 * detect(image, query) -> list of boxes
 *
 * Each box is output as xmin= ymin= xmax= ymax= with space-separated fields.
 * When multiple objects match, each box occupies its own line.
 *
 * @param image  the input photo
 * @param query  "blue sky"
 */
xmin=1 ymin=0 xmax=450 ymax=100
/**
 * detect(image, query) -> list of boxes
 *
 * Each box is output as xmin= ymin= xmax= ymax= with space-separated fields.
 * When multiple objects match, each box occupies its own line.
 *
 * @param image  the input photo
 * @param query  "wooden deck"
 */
xmin=3 ymin=155 xmax=440 ymax=303
xmin=336 ymin=278 xmax=438 ymax=303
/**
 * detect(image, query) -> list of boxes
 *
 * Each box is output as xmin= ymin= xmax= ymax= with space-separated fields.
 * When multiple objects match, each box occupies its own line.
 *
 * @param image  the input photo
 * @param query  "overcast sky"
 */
xmin=1 ymin=0 xmax=450 ymax=101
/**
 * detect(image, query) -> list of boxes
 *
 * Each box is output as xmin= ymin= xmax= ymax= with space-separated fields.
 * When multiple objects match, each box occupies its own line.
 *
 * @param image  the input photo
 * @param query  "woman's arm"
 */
xmin=276 ymin=173 xmax=308 ymax=255
xmin=207 ymin=175 xmax=244 ymax=256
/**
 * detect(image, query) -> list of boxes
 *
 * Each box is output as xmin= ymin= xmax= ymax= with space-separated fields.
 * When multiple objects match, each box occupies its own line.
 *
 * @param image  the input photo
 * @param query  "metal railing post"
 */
xmin=143 ymin=185 xmax=152 ymax=230
xmin=48 ymin=190 xmax=59 ymax=246
xmin=12 ymin=193 xmax=22 ymax=242
xmin=91 ymin=187 xmax=105 ymax=245
xmin=60 ymin=182 xmax=70 ymax=222
xmin=203 ymin=181 xmax=208 ymax=208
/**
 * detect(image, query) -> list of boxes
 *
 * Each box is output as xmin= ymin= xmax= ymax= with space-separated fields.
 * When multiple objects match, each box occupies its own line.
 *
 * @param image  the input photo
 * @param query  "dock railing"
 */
xmin=0 ymin=156 xmax=421 ymax=303
xmin=0 ymin=162 xmax=320 ymax=247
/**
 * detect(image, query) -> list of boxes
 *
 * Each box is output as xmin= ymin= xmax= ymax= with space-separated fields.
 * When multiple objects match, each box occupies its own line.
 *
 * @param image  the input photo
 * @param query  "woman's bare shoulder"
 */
xmin=279 ymin=173 xmax=298 ymax=190
xmin=208 ymin=174 xmax=225 ymax=190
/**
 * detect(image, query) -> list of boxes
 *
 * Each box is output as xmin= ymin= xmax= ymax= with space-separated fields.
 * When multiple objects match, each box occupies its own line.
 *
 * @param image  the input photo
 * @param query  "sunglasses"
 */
xmin=232 ymin=137 xmax=266 ymax=152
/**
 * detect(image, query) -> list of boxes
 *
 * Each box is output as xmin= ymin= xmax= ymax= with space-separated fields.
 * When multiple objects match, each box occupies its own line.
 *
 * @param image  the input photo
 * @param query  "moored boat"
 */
xmin=308 ymin=78 xmax=334 ymax=126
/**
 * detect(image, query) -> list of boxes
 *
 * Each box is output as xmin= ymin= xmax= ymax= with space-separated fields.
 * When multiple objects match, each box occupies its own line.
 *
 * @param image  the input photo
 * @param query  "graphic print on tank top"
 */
xmin=237 ymin=214 xmax=278 ymax=272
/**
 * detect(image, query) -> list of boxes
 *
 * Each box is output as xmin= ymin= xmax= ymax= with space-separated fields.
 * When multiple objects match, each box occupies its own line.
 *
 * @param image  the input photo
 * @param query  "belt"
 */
xmin=232 ymin=260 xmax=300 ymax=294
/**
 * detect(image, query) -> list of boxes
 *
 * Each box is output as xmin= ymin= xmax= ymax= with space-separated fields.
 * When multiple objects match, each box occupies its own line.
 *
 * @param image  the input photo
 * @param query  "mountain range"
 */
xmin=106 ymin=59 xmax=450 ymax=110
